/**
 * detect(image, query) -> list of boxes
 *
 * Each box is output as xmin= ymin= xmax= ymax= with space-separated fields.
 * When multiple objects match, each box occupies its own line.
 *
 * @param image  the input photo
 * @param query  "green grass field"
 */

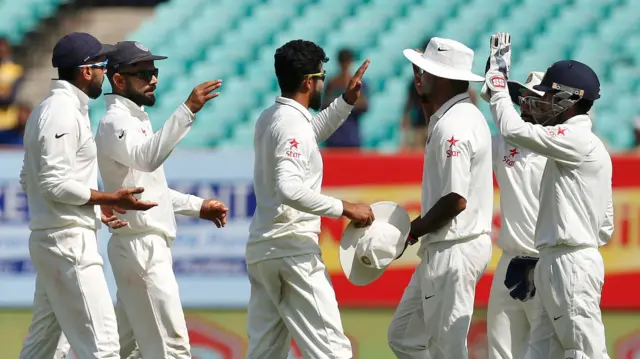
xmin=1 ymin=309 xmax=639 ymax=358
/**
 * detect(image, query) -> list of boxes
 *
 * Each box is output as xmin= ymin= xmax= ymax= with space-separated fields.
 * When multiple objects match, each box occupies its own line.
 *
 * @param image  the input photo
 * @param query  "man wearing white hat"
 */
xmin=387 ymin=37 xmax=494 ymax=359
xmin=483 ymin=70 xmax=549 ymax=359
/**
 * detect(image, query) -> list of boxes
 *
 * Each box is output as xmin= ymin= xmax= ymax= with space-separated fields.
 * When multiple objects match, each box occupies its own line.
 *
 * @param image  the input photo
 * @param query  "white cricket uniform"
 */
xmin=246 ymin=96 xmax=353 ymax=359
xmin=94 ymin=94 xmax=204 ymax=359
xmin=488 ymin=132 xmax=547 ymax=359
xmin=19 ymin=80 xmax=119 ymax=359
xmin=490 ymin=90 xmax=614 ymax=359
xmin=387 ymin=92 xmax=494 ymax=359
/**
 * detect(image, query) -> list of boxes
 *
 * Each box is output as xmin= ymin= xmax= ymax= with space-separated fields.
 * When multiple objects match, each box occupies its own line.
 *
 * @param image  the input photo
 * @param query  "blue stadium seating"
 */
xmin=81 ymin=0 xmax=640 ymax=151
xmin=0 ymin=0 xmax=68 ymax=44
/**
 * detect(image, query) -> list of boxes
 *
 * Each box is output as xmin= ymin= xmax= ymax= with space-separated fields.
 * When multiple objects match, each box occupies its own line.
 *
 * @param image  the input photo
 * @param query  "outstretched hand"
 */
xmin=342 ymin=59 xmax=370 ymax=105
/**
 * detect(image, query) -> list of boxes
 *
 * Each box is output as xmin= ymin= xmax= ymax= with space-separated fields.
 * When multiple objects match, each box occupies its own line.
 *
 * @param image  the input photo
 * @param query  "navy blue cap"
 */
xmin=107 ymin=41 xmax=167 ymax=71
xmin=533 ymin=60 xmax=601 ymax=101
xmin=52 ymin=32 xmax=116 ymax=68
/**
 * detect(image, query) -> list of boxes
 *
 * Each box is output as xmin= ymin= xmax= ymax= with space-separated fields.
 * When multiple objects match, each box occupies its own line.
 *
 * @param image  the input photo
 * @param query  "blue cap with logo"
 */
xmin=51 ymin=32 xmax=116 ymax=68
xmin=533 ymin=60 xmax=601 ymax=101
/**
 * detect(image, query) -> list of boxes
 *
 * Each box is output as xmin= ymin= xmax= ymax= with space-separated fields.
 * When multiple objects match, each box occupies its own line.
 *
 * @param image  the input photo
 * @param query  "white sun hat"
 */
xmin=403 ymin=37 xmax=485 ymax=82
xmin=507 ymin=71 xmax=545 ymax=104
xmin=339 ymin=201 xmax=411 ymax=286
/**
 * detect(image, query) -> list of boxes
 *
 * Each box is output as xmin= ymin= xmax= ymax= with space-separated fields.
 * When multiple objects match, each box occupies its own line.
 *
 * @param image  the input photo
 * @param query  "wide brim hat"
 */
xmin=339 ymin=201 xmax=411 ymax=286
xmin=403 ymin=37 xmax=485 ymax=82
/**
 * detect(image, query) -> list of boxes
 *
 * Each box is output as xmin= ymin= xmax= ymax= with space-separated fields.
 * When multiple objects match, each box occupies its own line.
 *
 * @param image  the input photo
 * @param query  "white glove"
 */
xmin=481 ymin=32 xmax=512 ymax=103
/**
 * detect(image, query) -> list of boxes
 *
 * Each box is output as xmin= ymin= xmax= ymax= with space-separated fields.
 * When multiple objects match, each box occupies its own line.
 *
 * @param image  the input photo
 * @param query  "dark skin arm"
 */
xmin=408 ymin=192 xmax=467 ymax=241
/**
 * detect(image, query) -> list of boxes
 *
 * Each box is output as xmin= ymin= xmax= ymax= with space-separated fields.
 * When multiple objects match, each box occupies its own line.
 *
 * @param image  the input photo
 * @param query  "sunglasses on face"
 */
xmin=78 ymin=59 xmax=109 ymax=69
xmin=305 ymin=70 xmax=326 ymax=81
xmin=118 ymin=68 xmax=159 ymax=82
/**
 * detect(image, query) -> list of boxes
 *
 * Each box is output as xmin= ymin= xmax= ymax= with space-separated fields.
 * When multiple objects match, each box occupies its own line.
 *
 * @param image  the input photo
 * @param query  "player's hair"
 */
xmin=274 ymin=40 xmax=328 ymax=94
xmin=574 ymin=98 xmax=593 ymax=115
xmin=57 ymin=67 xmax=81 ymax=82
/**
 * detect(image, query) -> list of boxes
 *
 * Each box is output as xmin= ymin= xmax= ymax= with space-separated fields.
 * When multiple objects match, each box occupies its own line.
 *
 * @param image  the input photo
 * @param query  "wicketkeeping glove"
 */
xmin=504 ymin=256 xmax=538 ymax=302
xmin=481 ymin=32 xmax=512 ymax=103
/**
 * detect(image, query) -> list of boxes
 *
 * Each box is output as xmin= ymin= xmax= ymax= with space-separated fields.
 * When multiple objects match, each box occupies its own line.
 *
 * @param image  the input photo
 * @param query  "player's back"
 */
xmin=247 ymin=101 xmax=325 ymax=264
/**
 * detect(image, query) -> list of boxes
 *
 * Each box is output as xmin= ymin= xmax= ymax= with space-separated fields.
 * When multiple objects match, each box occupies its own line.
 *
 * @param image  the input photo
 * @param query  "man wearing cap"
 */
xmin=482 ymin=70 xmax=548 ymax=359
xmin=387 ymin=37 xmax=494 ymax=359
xmin=92 ymin=40 xmax=228 ymax=359
xmin=483 ymin=32 xmax=613 ymax=359
xmin=18 ymin=32 xmax=159 ymax=359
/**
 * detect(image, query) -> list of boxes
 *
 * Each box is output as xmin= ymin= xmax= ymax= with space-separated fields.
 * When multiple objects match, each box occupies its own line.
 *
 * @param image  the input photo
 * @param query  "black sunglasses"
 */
xmin=119 ymin=68 xmax=159 ymax=82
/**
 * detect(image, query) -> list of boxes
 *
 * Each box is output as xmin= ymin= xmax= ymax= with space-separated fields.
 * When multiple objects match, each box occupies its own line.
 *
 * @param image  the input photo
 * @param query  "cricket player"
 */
xmin=484 ymin=32 xmax=613 ymax=359
xmin=484 ymin=70 xmax=548 ymax=359
xmin=92 ymin=41 xmax=228 ymax=359
xmin=246 ymin=39 xmax=375 ymax=359
xmin=19 ymin=32 xmax=158 ymax=359
xmin=388 ymin=37 xmax=494 ymax=359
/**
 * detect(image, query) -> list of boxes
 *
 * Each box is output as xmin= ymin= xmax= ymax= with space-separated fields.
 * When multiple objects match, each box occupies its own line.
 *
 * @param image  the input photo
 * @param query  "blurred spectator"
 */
xmin=0 ymin=37 xmax=24 ymax=107
xmin=322 ymin=48 xmax=368 ymax=148
xmin=0 ymin=102 xmax=30 ymax=147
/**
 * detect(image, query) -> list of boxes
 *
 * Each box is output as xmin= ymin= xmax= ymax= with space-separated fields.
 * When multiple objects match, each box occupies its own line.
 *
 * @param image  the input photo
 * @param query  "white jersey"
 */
xmin=492 ymin=134 xmax=546 ymax=256
xmin=419 ymin=92 xmax=493 ymax=253
xmin=95 ymin=94 xmax=203 ymax=240
xmin=490 ymin=90 xmax=614 ymax=249
xmin=247 ymin=96 xmax=353 ymax=264
xmin=20 ymin=80 xmax=100 ymax=231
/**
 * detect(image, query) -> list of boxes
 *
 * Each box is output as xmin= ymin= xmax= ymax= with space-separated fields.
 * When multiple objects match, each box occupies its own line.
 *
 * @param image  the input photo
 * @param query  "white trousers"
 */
xmin=108 ymin=232 xmax=191 ymax=359
xmin=387 ymin=235 xmax=492 ymax=359
xmin=245 ymin=253 xmax=352 ymax=359
xmin=19 ymin=226 xmax=119 ymax=359
xmin=487 ymin=253 xmax=545 ymax=359
xmin=525 ymin=246 xmax=610 ymax=359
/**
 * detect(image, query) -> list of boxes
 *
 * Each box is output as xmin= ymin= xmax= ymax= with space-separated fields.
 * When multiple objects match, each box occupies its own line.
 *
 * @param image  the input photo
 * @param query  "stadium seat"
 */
xmin=92 ymin=0 xmax=640 ymax=151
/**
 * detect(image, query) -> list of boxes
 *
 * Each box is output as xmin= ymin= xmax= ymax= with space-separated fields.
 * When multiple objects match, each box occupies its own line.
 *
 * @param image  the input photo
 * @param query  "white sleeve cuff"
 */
xmin=326 ymin=198 xmax=344 ymax=219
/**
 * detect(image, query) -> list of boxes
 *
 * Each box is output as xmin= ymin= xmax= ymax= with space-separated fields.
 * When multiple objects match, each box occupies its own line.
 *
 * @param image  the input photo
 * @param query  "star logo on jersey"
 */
xmin=509 ymin=148 xmax=519 ymax=157
xmin=141 ymin=129 xmax=147 ymax=136
xmin=557 ymin=127 xmax=566 ymax=136
xmin=503 ymin=147 xmax=519 ymax=167
xmin=285 ymin=138 xmax=302 ymax=159
xmin=446 ymin=136 xmax=461 ymax=158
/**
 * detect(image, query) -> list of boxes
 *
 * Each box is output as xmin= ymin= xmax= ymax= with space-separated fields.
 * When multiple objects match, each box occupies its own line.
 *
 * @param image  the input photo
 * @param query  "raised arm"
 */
xmin=311 ymin=59 xmax=369 ymax=142
xmin=490 ymin=91 xmax=590 ymax=166
xmin=96 ymin=104 xmax=195 ymax=172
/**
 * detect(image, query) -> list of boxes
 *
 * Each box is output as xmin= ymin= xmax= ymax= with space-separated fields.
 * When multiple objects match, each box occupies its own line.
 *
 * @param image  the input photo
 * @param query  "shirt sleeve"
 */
xmin=95 ymin=104 xmax=195 ymax=172
xmin=169 ymin=189 xmax=204 ymax=217
xmin=37 ymin=109 xmax=92 ymax=205
xmin=490 ymin=91 xmax=591 ymax=167
xmin=310 ymin=95 xmax=354 ymax=143
xmin=435 ymin=124 xmax=473 ymax=200
xmin=598 ymin=190 xmax=614 ymax=247
xmin=491 ymin=135 xmax=500 ymax=174
xmin=273 ymin=116 xmax=344 ymax=218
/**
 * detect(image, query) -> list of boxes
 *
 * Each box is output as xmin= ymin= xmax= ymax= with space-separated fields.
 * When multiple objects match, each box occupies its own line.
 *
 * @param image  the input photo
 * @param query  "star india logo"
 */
xmin=286 ymin=138 xmax=301 ymax=159
xmin=446 ymin=136 xmax=461 ymax=158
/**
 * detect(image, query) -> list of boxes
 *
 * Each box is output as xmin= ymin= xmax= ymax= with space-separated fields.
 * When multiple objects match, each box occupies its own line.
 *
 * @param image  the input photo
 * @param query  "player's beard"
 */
xmin=309 ymin=88 xmax=323 ymax=111
xmin=87 ymin=73 xmax=104 ymax=100
xmin=125 ymin=84 xmax=156 ymax=107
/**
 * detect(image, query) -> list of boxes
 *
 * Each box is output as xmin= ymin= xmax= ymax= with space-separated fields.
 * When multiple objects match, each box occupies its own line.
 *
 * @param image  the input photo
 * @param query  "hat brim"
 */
xmin=339 ymin=201 xmax=411 ymax=286
xmin=96 ymin=44 xmax=117 ymax=57
xmin=403 ymin=49 xmax=485 ymax=82
xmin=128 ymin=54 xmax=169 ymax=65
xmin=507 ymin=80 xmax=543 ymax=104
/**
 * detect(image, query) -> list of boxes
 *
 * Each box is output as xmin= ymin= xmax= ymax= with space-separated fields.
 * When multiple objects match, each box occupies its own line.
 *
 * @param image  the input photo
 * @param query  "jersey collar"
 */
xmin=104 ymin=94 xmax=148 ymax=120
xmin=275 ymin=96 xmax=313 ymax=122
xmin=430 ymin=92 xmax=471 ymax=124
xmin=50 ymin=80 xmax=90 ymax=114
